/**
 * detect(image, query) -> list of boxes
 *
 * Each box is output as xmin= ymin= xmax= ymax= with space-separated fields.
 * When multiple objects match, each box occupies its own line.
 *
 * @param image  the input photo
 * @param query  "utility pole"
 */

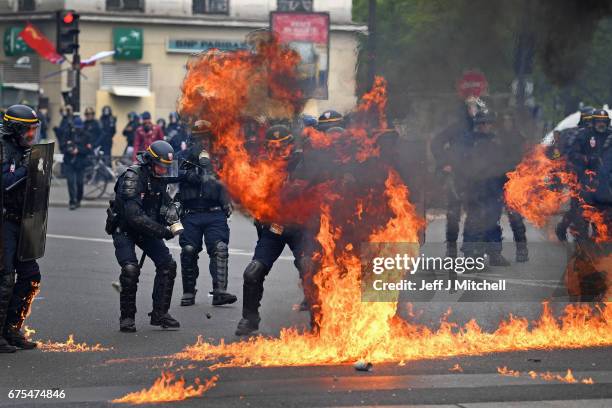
xmin=367 ymin=0 xmax=377 ymax=89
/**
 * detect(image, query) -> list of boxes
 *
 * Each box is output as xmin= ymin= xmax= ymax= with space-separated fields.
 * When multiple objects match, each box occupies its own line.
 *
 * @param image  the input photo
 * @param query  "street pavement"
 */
xmin=0 ymin=195 xmax=610 ymax=407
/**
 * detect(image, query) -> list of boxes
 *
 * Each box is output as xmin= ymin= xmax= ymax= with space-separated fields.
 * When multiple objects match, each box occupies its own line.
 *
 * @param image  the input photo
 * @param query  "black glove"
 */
xmin=163 ymin=228 xmax=174 ymax=240
xmin=223 ymin=203 xmax=233 ymax=218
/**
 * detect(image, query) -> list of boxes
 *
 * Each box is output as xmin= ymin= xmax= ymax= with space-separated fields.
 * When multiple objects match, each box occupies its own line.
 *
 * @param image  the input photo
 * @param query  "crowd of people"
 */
xmin=52 ymin=107 xmax=189 ymax=209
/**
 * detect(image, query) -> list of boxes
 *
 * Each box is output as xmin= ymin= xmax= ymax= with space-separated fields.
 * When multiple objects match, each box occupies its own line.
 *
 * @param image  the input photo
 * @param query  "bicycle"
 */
xmin=82 ymin=147 xmax=117 ymax=200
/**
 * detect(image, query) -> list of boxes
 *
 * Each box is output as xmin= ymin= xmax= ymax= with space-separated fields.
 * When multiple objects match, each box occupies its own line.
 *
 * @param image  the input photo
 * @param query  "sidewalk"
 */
xmin=50 ymin=178 xmax=110 ymax=208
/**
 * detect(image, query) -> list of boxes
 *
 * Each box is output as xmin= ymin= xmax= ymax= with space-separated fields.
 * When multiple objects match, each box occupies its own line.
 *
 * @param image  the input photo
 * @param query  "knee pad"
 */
xmin=243 ymin=260 xmax=267 ymax=284
xmin=214 ymin=241 xmax=228 ymax=259
xmin=181 ymin=244 xmax=198 ymax=257
xmin=120 ymin=263 xmax=140 ymax=286
xmin=159 ymin=260 xmax=177 ymax=279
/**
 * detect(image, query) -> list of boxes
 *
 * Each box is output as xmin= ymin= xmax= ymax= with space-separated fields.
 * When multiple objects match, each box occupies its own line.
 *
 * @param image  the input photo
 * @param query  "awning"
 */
xmin=2 ymin=82 xmax=39 ymax=91
xmin=109 ymin=86 xmax=150 ymax=97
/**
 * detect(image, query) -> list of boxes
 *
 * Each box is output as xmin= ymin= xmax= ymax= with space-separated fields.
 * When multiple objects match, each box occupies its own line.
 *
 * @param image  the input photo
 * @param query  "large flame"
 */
xmin=504 ymin=145 xmax=577 ymax=227
xmin=111 ymin=372 xmax=218 ymax=404
xmin=175 ymin=37 xmax=612 ymax=372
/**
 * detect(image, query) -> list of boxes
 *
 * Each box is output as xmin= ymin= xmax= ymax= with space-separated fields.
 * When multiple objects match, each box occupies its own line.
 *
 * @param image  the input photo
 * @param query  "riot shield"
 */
xmin=0 ymin=142 xmax=4 ymax=270
xmin=17 ymin=142 xmax=54 ymax=261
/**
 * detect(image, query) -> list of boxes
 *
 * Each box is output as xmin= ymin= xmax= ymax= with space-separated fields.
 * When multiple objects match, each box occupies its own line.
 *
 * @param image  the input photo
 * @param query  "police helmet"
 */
xmin=317 ymin=110 xmax=343 ymax=131
xmin=144 ymin=140 xmax=178 ymax=178
xmin=101 ymin=105 xmax=112 ymax=116
xmin=191 ymin=119 xmax=213 ymax=138
xmin=591 ymin=109 xmax=610 ymax=132
xmin=302 ymin=114 xmax=318 ymax=128
xmin=578 ymin=106 xmax=595 ymax=128
xmin=3 ymin=104 xmax=40 ymax=147
xmin=265 ymin=124 xmax=294 ymax=158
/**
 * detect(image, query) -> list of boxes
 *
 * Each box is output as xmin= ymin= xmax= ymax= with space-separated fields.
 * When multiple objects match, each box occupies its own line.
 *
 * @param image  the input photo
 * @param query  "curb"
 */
xmin=50 ymin=201 xmax=108 ymax=209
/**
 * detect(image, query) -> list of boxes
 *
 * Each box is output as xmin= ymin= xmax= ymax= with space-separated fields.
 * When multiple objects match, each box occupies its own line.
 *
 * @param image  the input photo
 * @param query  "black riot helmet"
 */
xmin=591 ymin=109 xmax=610 ymax=133
xmin=317 ymin=110 xmax=343 ymax=132
xmin=578 ymin=106 xmax=594 ymax=128
xmin=265 ymin=124 xmax=294 ymax=159
xmin=143 ymin=140 xmax=178 ymax=178
xmin=2 ymin=104 xmax=40 ymax=147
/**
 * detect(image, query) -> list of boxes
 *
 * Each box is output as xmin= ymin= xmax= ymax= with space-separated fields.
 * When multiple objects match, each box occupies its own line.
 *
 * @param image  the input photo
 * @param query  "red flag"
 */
xmin=18 ymin=23 xmax=64 ymax=64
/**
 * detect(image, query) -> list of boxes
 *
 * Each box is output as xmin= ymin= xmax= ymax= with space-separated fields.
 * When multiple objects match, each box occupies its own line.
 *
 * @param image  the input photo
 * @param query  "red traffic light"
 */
xmin=63 ymin=12 xmax=74 ymax=24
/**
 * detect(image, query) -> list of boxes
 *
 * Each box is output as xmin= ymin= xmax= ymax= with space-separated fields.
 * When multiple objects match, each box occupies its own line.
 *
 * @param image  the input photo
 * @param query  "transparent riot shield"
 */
xmin=17 ymin=142 xmax=54 ymax=261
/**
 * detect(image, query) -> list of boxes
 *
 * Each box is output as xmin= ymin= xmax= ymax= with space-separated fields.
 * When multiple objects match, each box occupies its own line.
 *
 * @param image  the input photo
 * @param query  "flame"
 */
xmin=38 ymin=334 xmax=111 ymax=352
xmin=176 ymin=37 xmax=612 ymax=372
xmin=504 ymin=145 xmax=577 ymax=227
xmin=497 ymin=366 xmax=520 ymax=377
xmin=111 ymin=372 xmax=218 ymax=404
xmin=449 ymin=363 xmax=464 ymax=372
xmin=503 ymin=367 xmax=594 ymax=384
xmin=23 ymin=325 xmax=35 ymax=340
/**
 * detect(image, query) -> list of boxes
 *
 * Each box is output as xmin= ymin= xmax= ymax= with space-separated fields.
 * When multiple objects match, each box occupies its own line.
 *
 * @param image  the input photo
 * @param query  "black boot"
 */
xmin=149 ymin=311 xmax=180 ymax=328
xmin=180 ymin=245 xmax=199 ymax=307
xmin=119 ymin=317 xmax=136 ymax=333
xmin=119 ymin=263 xmax=140 ymax=332
xmin=151 ymin=261 xmax=180 ymax=329
xmin=4 ymin=326 xmax=37 ymax=349
xmin=235 ymin=317 xmax=260 ymax=336
xmin=235 ymin=260 xmax=267 ymax=336
xmin=0 ymin=271 xmax=17 ymax=353
xmin=5 ymin=279 xmax=40 ymax=343
xmin=180 ymin=290 xmax=197 ymax=307
xmin=211 ymin=242 xmax=237 ymax=306
xmin=515 ymin=242 xmax=529 ymax=263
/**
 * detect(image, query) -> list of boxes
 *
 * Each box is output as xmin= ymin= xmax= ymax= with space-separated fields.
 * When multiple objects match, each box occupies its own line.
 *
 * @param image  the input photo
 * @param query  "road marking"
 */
xmin=46 ymin=233 xmax=293 ymax=260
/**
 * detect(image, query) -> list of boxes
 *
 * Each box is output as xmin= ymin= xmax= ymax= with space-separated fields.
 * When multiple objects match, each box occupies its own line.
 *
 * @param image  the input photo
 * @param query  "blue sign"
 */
xmin=167 ymin=39 xmax=248 ymax=54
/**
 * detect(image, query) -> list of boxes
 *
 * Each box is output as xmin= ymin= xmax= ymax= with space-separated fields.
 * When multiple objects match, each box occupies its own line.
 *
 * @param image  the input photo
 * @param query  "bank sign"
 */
xmin=167 ymin=39 xmax=248 ymax=54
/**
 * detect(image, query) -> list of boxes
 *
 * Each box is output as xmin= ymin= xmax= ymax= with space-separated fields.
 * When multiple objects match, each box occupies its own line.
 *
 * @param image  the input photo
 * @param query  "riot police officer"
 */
xmin=235 ymin=125 xmax=311 ymax=336
xmin=107 ymin=140 xmax=181 ymax=332
xmin=431 ymin=97 xmax=484 ymax=257
xmin=99 ymin=105 xmax=117 ymax=165
xmin=62 ymin=116 xmax=93 ymax=210
xmin=556 ymin=107 xmax=594 ymax=241
xmin=569 ymin=109 xmax=612 ymax=242
xmin=0 ymin=104 xmax=41 ymax=352
xmin=176 ymin=120 xmax=236 ymax=307
xmin=457 ymin=111 xmax=510 ymax=266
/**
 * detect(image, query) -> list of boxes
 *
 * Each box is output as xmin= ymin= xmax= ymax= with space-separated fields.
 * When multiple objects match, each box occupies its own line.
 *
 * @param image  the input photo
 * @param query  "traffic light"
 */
xmin=56 ymin=10 xmax=79 ymax=55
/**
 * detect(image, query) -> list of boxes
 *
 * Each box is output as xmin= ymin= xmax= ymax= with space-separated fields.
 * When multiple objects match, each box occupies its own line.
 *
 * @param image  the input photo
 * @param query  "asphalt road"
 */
xmin=0 ymin=204 xmax=610 ymax=407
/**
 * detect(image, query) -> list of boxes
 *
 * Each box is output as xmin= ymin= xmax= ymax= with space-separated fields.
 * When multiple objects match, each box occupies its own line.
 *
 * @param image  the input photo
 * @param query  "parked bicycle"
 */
xmin=82 ymin=147 xmax=117 ymax=200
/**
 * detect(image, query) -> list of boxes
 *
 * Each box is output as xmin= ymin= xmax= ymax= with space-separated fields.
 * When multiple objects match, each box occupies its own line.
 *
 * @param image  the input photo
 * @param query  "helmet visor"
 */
xmin=152 ymin=160 xmax=178 ymax=178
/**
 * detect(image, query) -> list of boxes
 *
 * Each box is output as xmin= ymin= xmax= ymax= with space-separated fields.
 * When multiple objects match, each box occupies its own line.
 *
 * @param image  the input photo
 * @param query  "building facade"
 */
xmin=0 ymin=0 xmax=365 ymax=154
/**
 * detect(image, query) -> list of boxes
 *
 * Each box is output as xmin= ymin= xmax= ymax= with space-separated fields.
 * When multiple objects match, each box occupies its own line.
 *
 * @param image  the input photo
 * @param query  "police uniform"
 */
xmin=235 ymin=125 xmax=311 ymax=336
xmin=0 ymin=105 xmax=41 ymax=352
xmin=108 ymin=140 xmax=180 ymax=332
xmin=176 ymin=120 xmax=235 ymax=307
xmin=456 ymin=112 xmax=509 ymax=265
xmin=62 ymin=116 xmax=93 ymax=209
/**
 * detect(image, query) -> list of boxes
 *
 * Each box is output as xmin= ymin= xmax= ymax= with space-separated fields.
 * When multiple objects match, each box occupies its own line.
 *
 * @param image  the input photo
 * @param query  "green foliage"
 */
xmin=353 ymin=0 xmax=612 ymax=122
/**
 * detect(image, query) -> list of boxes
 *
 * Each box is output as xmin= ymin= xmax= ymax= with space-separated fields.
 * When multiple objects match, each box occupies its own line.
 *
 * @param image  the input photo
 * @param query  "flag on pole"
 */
xmin=18 ymin=23 xmax=65 ymax=65
xmin=81 ymin=50 xmax=115 ymax=68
